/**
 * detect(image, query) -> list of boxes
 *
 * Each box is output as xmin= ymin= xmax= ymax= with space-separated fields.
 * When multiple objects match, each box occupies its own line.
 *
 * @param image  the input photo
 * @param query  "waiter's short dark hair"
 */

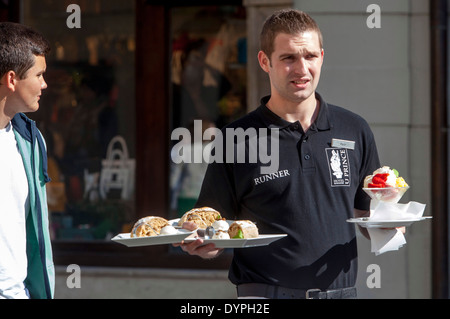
xmin=260 ymin=9 xmax=323 ymax=60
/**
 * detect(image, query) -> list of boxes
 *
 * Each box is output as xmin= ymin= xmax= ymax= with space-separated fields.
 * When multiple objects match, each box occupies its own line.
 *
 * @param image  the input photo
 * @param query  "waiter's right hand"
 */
xmin=173 ymin=221 xmax=224 ymax=259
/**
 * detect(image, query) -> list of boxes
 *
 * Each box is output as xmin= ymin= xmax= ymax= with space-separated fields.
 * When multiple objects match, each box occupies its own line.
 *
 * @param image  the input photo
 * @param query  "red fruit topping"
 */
xmin=369 ymin=173 xmax=389 ymax=188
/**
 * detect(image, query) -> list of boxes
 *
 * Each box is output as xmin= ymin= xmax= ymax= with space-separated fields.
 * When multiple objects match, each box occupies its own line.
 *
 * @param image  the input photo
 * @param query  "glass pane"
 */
xmin=22 ymin=0 xmax=136 ymax=241
xmin=169 ymin=6 xmax=247 ymax=218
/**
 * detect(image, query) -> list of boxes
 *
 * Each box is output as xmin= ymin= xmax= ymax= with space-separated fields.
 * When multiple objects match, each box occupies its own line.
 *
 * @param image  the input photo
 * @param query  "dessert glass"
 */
xmin=362 ymin=186 xmax=409 ymax=203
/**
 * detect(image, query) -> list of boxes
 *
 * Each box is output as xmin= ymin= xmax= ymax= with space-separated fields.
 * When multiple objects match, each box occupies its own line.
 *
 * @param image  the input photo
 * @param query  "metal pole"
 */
xmin=430 ymin=0 xmax=449 ymax=299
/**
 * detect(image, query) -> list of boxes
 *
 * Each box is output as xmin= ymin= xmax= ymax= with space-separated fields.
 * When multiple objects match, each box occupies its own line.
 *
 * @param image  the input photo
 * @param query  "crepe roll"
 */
xmin=178 ymin=207 xmax=221 ymax=229
xmin=228 ymin=220 xmax=259 ymax=239
xmin=131 ymin=216 xmax=169 ymax=237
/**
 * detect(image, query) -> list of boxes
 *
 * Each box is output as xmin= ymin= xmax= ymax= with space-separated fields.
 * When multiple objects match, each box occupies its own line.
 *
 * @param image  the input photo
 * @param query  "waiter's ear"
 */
xmin=258 ymin=51 xmax=271 ymax=73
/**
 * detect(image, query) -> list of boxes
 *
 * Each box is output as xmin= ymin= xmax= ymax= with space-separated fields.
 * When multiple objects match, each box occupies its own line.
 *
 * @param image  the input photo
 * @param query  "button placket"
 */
xmin=298 ymin=134 xmax=315 ymax=174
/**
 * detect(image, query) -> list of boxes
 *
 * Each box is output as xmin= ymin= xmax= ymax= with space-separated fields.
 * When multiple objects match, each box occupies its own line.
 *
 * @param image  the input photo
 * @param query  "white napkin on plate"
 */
xmin=369 ymin=200 xmax=426 ymax=221
xmin=367 ymin=200 xmax=426 ymax=255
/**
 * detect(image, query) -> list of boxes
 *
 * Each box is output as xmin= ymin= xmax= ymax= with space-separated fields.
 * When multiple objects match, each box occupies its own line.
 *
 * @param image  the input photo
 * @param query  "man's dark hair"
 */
xmin=260 ymin=9 xmax=323 ymax=61
xmin=0 ymin=22 xmax=50 ymax=80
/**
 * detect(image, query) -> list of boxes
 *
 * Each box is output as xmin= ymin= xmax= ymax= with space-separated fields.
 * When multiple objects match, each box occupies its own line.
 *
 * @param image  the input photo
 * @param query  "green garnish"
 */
xmin=233 ymin=229 xmax=244 ymax=239
xmin=393 ymin=169 xmax=399 ymax=178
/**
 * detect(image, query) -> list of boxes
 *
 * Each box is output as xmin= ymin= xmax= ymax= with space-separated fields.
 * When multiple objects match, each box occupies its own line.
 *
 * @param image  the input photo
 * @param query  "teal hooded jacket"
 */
xmin=11 ymin=113 xmax=54 ymax=299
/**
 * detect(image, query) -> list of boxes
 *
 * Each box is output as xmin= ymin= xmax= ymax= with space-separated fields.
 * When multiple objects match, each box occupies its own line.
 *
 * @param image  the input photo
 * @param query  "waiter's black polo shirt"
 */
xmin=196 ymin=93 xmax=380 ymax=290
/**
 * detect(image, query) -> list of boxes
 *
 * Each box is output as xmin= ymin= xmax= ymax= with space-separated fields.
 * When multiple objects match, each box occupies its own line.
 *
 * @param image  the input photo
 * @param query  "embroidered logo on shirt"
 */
xmin=325 ymin=148 xmax=351 ymax=187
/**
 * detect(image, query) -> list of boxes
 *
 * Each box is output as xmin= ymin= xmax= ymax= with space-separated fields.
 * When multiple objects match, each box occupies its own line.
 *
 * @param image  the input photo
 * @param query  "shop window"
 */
xmin=169 ymin=5 xmax=247 ymax=218
xmin=17 ymin=0 xmax=242 ymax=269
xmin=22 ymin=0 xmax=136 ymax=241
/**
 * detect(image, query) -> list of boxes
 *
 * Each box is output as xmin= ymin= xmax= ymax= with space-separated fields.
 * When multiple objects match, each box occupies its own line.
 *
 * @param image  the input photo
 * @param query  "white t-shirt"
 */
xmin=0 ymin=122 xmax=30 ymax=299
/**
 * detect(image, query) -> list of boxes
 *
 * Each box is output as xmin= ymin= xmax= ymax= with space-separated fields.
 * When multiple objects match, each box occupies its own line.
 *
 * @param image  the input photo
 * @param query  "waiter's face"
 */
xmin=259 ymin=30 xmax=324 ymax=104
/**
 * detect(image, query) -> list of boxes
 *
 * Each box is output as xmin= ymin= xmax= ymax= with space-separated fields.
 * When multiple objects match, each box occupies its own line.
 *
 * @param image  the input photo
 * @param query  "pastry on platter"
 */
xmin=131 ymin=216 xmax=169 ymax=237
xmin=228 ymin=220 xmax=259 ymax=239
xmin=178 ymin=207 xmax=221 ymax=229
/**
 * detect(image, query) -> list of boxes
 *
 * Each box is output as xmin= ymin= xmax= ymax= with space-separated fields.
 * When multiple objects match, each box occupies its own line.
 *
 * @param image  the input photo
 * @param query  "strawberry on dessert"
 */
xmin=364 ymin=166 xmax=408 ymax=188
xmin=363 ymin=166 xmax=409 ymax=203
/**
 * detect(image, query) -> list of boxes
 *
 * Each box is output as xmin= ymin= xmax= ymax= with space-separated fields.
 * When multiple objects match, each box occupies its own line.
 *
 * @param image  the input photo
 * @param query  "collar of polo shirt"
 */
xmin=259 ymin=92 xmax=332 ymax=132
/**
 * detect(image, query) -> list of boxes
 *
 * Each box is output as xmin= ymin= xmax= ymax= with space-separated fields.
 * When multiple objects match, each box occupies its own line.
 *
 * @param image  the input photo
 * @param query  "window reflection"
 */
xmin=23 ymin=0 xmax=136 ymax=241
xmin=21 ymin=2 xmax=247 ymax=239
xmin=170 ymin=6 xmax=247 ymax=217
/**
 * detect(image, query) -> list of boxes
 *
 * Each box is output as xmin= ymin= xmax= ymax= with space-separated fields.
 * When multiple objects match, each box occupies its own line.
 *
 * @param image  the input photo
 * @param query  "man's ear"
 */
xmin=1 ymin=71 xmax=18 ymax=92
xmin=258 ymin=50 xmax=271 ymax=73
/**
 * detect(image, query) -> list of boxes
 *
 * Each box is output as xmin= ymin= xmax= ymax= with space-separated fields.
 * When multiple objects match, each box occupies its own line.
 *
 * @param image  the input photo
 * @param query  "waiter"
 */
xmin=177 ymin=9 xmax=382 ymax=299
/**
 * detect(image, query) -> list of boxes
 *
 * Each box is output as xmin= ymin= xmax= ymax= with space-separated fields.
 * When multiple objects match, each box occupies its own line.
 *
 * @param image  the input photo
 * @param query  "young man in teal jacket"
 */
xmin=0 ymin=22 xmax=54 ymax=299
